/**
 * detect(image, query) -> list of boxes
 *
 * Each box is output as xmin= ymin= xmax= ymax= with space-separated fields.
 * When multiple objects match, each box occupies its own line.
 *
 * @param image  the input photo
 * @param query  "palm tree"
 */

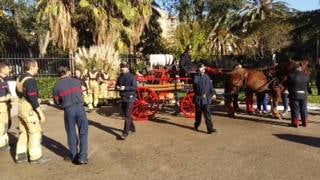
xmin=239 ymin=0 xmax=291 ymax=33
xmin=37 ymin=0 xmax=152 ymax=55
xmin=37 ymin=0 xmax=78 ymax=55
xmin=207 ymin=13 xmax=242 ymax=56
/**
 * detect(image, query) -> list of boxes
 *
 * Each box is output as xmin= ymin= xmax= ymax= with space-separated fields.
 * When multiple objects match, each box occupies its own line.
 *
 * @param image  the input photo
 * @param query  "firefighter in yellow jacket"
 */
xmin=15 ymin=59 xmax=50 ymax=164
xmin=88 ymin=68 xmax=100 ymax=111
xmin=0 ymin=63 xmax=11 ymax=151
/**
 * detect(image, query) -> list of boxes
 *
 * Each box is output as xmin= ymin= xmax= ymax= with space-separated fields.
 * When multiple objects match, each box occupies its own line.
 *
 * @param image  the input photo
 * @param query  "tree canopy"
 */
xmin=0 ymin=0 xmax=319 ymax=64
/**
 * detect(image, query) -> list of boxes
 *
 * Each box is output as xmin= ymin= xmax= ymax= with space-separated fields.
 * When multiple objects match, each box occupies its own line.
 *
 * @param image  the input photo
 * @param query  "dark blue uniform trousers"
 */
xmin=289 ymin=99 xmax=308 ymax=123
xmin=121 ymin=101 xmax=135 ymax=135
xmin=195 ymin=104 xmax=213 ymax=132
xmin=64 ymin=104 xmax=88 ymax=161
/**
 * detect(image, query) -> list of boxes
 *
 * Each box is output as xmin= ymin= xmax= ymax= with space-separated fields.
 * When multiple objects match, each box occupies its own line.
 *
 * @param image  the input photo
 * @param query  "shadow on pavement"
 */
xmin=88 ymin=120 xmax=123 ymax=140
xmin=213 ymin=111 xmax=290 ymax=127
xmin=42 ymin=135 xmax=70 ymax=159
xmin=96 ymin=106 xmax=122 ymax=120
xmin=7 ymin=132 xmax=70 ymax=160
xmin=274 ymin=134 xmax=320 ymax=148
xmin=149 ymin=117 xmax=208 ymax=134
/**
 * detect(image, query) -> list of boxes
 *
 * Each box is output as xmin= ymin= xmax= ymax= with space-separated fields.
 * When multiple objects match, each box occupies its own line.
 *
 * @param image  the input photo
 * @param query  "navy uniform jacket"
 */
xmin=116 ymin=72 xmax=137 ymax=102
xmin=193 ymin=74 xmax=215 ymax=105
xmin=16 ymin=73 xmax=40 ymax=110
xmin=53 ymin=77 xmax=83 ymax=109
xmin=0 ymin=77 xmax=10 ymax=100
xmin=286 ymin=71 xmax=310 ymax=100
xmin=179 ymin=52 xmax=193 ymax=72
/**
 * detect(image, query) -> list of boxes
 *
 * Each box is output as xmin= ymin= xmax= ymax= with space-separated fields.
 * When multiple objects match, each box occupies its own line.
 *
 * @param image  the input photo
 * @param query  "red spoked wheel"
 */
xmin=180 ymin=92 xmax=195 ymax=119
xmin=132 ymin=87 xmax=160 ymax=121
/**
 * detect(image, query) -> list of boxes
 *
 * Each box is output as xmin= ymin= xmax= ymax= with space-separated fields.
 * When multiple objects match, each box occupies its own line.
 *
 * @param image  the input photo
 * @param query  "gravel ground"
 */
xmin=1 ymin=104 xmax=320 ymax=180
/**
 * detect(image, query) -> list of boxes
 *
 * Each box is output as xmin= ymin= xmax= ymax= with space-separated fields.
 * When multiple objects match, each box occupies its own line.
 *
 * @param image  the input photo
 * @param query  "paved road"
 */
xmin=1 ymin=104 xmax=320 ymax=180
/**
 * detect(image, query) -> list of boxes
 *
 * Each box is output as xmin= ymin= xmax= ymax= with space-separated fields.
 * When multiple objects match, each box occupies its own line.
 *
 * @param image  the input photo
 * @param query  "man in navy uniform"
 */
xmin=0 ymin=63 xmax=11 ymax=151
xmin=116 ymin=62 xmax=137 ymax=140
xmin=285 ymin=63 xmax=310 ymax=127
xmin=193 ymin=64 xmax=217 ymax=134
xmin=179 ymin=45 xmax=193 ymax=77
xmin=53 ymin=66 xmax=89 ymax=165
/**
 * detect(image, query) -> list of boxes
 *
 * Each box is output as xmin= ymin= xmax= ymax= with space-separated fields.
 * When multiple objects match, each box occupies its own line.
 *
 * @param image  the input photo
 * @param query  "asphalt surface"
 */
xmin=1 ymin=103 xmax=320 ymax=180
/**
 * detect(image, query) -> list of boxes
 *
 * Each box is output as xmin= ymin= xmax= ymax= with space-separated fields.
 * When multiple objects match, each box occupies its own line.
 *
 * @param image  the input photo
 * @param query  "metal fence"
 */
xmin=208 ymin=56 xmax=274 ymax=70
xmin=0 ymin=53 xmax=275 ymax=77
xmin=0 ymin=53 xmax=71 ymax=77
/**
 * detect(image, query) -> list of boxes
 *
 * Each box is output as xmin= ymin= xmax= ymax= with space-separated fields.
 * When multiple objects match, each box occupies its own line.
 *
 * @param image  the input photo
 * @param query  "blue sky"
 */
xmin=155 ymin=0 xmax=320 ymax=12
xmin=281 ymin=0 xmax=320 ymax=11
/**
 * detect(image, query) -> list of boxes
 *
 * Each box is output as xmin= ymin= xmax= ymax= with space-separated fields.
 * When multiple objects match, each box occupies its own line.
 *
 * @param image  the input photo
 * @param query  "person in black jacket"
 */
xmin=116 ymin=62 xmax=137 ymax=140
xmin=0 ymin=63 xmax=11 ymax=151
xmin=286 ymin=63 xmax=310 ymax=127
xmin=193 ymin=64 xmax=217 ymax=134
xmin=53 ymin=66 xmax=89 ymax=165
xmin=179 ymin=45 xmax=193 ymax=77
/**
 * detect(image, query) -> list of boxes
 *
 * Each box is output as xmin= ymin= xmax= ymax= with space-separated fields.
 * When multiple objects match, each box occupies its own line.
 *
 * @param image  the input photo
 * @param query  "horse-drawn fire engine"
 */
xmin=107 ymin=66 xmax=223 ymax=121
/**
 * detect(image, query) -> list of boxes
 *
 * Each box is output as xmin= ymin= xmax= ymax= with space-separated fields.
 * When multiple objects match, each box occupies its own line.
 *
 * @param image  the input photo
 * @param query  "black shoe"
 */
xmin=207 ymin=129 xmax=217 ymax=134
xmin=122 ymin=133 xmax=128 ymax=139
xmin=129 ymin=130 xmax=136 ymax=135
xmin=74 ymin=159 xmax=88 ymax=165
xmin=30 ymin=156 xmax=51 ymax=164
xmin=194 ymin=126 xmax=199 ymax=131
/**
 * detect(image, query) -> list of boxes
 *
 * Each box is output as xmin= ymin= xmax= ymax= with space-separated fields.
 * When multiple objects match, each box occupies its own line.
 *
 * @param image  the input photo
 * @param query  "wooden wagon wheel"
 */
xmin=132 ymin=87 xmax=160 ymax=121
xmin=180 ymin=92 xmax=195 ymax=119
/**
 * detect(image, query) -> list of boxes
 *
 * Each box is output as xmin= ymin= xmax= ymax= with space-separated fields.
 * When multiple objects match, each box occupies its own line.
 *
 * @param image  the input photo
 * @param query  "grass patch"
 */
xmin=308 ymin=87 xmax=320 ymax=104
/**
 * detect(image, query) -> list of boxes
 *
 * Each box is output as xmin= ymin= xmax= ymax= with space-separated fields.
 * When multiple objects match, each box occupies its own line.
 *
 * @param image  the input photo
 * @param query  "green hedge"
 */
xmin=37 ymin=76 xmax=58 ymax=100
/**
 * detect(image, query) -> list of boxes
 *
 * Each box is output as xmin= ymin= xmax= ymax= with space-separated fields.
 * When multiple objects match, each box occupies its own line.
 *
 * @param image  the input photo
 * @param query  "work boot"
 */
xmin=74 ymin=159 xmax=89 ymax=165
xmin=15 ymin=153 xmax=28 ymax=164
xmin=120 ymin=133 xmax=128 ymax=140
xmin=207 ymin=128 xmax=217 ymax=134
xmin=301 ymin=119 xmax=308 ymax=127
xmin=290 ymin=118 xmax=299 ymax=128
xmin=30 ymin=156 xmax=51 ymax=164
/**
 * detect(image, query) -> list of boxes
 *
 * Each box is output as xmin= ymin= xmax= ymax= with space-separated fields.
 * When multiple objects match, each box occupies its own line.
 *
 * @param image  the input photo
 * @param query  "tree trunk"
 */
xmin=39 ymin=31 xmax=51 ymax=57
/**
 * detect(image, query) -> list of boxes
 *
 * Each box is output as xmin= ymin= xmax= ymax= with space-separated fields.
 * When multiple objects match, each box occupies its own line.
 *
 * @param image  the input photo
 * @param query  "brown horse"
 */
xmin=224 ymin=60 xmax=311 ymax=119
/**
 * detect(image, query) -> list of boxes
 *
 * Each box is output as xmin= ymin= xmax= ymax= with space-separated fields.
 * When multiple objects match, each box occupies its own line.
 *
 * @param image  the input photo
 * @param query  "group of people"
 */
xmin=0 ymin=46 xmax=316 ymax=166
xmin=0 ymin=60 xmax=138 ymax=165
xmin=244 ymin=62 xmax=312 ymax=128
xmin=74 ymin=68 xmax=109 ymax=112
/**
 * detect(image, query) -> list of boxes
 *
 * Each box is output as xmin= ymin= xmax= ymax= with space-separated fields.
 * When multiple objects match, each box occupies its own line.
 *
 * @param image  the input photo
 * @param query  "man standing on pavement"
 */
xmin=53 ymin=66 xmax=89 ymax=165
xmin=15 ymin=59 xmax=50 ymax=164
xmin=116 ymin=62 xmax=137 ymax=140
xmin=285 ymin=62 xmax=310 ymax=127
xmin=0 ymin=63 xmax=11 ymax=151
xmin=193 ymin=64 xmax=217 ymax=134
